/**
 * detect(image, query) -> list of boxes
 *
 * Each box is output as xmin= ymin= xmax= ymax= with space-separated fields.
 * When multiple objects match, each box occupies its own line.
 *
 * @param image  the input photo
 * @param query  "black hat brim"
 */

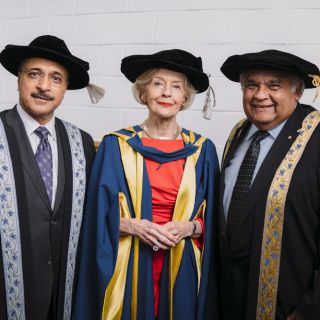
xmin=121 ymin=57 xmax=209 ymax=93
xmin=0 ymin=45 xmax=89 ymax=90
xmin=221 ymin=62 xmax=315 ymax=88
xmin=220 ymin=50 xmax=320 ymax=89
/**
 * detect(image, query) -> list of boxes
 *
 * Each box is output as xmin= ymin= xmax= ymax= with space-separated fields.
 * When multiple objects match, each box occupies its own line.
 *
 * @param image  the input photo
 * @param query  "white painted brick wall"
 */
xmin=129 ymin=0 xmax=189 ymax=12
xmin=255 ymin=0 xmax=320 ymax=9
xmin=99 ymin=13 xmax=155 ymax=44
xmin=29 ymin=0 xmax=74 ymax=17
xmin=0 ymin=0 xmax=28 ymax=18
xmin=0 ymin=20 xmax=5 ymax=46
xmin=0 ymin=1 xmax=319 ymax=160
xmin=51 ymin=16 xmax=100 ymax=45
xmin=156 ymin=11 xmax=217 ymax=44
xmin=76 ymin=0 xmax=127 ymax=14
xmin=6 ymin=18 xmax=50 ymax=43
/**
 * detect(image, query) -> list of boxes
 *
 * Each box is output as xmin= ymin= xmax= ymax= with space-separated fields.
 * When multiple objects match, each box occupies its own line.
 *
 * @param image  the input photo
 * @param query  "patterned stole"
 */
xmin=0 ymin=119 xmax=26 ymax=319
xmin=0 ymin=119 xmax=86 ymax=320
xmin=62 ymin=121 xmax=87 ymax=320
xmin=256 ymin=111 xmax=320 ymax=319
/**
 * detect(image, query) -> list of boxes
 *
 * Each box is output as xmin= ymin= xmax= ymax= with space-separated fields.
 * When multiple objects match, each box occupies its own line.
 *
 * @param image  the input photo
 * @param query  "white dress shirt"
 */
xmin=17 ymin=104 xmax=58 ymax=208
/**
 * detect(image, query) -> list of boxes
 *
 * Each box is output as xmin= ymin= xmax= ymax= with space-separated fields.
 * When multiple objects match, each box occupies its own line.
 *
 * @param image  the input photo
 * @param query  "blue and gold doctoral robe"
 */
xmin=73 ymin=125 xmax=219 ymax=320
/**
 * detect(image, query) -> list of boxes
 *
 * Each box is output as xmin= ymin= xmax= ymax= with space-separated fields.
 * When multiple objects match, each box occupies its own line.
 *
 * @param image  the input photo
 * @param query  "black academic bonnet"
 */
xmin=220 ymin=49 xmax=320 ymax=89
xmin=121 ymin=49 xmax=209 ymax=93
xmin=0 ymin=35 xmax=90 ymax=90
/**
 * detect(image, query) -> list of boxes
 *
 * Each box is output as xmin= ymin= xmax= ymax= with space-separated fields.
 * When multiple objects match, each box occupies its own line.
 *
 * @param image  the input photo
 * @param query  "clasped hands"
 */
xmin=120 ymin=218 xmax=201 ymax=250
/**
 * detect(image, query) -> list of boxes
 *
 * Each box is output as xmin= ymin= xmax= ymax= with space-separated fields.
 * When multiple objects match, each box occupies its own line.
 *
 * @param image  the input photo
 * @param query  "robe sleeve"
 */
xmin=198 ymin=139 xmax=220 ymax=319
xmin=294 ymin=168 xmax=320 ymax=318
xmin=72 ymin=135 xmax=121 ymax=320
xmin=296 ymin=244 xmax=320 ymax=317
xmin=193 ymin=218 xmax=204 ymax=249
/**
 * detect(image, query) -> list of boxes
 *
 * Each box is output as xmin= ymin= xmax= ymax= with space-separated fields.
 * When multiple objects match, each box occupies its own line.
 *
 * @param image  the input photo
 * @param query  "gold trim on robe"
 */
xmin=222 ymin=118 xmax=246 ymax=164
xmin=102 ymin=193 xmax=132 ymax=320
xmin=168 ymin=133 xmax=205 ymax=320
xmin=256 ymin=111 xmax=320 ymax=319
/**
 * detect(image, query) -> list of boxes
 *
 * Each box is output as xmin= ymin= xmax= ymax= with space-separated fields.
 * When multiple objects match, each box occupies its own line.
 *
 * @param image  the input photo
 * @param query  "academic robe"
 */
xmin=219 ymin=104 xmax=320 ymax=319
xmin=0 ymin=107 xmax=95 ymax=320
xmin=73 ymin=125 xmax=220 ymax=320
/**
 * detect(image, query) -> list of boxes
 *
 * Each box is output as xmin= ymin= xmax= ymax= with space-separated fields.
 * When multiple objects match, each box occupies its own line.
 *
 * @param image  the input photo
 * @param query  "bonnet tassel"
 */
xmin=308 ymin=74 xmax=320 ymax=103
xmin=202 ymin=74 xmax=216 ymax=120
xmin=87 ymin=83 xmax=106 ymax=104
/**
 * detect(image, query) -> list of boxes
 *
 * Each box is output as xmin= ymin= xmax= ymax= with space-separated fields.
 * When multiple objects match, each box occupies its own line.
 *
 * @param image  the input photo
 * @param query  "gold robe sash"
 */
xmin=256 ymin=111 xmax=320 ymax=319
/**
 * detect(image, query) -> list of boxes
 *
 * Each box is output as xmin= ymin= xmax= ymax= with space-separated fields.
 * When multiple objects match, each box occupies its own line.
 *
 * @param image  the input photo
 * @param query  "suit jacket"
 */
xmin=0 ymin=107 xmax=95 ymax=320
xmin=219 ymin=104 xmax=320 ymax=320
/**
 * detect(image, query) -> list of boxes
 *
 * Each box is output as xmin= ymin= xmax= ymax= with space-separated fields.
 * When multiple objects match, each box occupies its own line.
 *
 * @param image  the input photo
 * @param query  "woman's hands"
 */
xmin=120 ymin=218 xmax=176 ymax=250
xmin=120 ymin=218 xmax=202 ymax=250
xmin=162 ymin=221 xmax=191 ymax=244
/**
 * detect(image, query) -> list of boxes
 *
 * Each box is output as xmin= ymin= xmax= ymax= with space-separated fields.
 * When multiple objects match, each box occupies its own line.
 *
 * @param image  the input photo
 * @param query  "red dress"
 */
xmin=142 ymin=137 xmax=203 ymax=316
xmin=142 ymin=138 xmax=185 ymax=316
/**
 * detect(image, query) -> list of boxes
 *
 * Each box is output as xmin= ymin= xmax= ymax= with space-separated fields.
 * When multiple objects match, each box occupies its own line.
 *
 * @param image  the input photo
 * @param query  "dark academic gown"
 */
xmin=0 ymin=107 xmax=95 ymax=320
xmin=219 ymin=103 xmax=320 ymax=320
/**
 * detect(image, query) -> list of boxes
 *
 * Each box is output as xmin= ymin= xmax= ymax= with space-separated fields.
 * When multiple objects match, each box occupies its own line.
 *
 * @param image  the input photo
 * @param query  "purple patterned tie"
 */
xmin=34 ymin=126 xmax=53 ymax=203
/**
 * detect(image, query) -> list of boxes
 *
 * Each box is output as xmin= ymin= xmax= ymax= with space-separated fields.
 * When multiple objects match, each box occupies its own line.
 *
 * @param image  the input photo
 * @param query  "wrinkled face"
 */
xmin=145 ymin=68 xmax=186 ymax=120
xmin=18 ymin=57 xmax=69 ymax=124
xmin=241 ymin=70 xmax=302 ymax=130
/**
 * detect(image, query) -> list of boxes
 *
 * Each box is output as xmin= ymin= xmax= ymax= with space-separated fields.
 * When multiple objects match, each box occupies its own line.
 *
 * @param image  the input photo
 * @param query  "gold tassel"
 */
xmin=86 ymin=83 xmax=105 ymax=104
xmin=308 ymin=74 xmax=320 ymax=103
xmin=202 ymin=79 xmax=216 ymax=120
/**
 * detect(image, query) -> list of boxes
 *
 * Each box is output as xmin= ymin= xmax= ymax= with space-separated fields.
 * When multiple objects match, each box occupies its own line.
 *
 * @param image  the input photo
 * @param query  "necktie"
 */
xmin=34 ymin=126 xmax=53 ymax=203
xmin=227 ymin=130 xmax=269 ymax=235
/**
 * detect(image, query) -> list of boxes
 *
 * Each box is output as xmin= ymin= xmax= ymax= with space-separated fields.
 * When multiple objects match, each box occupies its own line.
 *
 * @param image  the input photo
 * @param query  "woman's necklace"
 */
xmin=141 ymin=122 xmax=181 ymax=140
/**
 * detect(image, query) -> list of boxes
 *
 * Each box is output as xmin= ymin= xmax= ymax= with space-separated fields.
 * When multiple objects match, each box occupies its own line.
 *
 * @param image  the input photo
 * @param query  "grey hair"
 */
xmin=132 ymin=68 xmax=196 ymax=111
xmin=289 ymin=75 xmax=305 ymax=96
xmin=239 ymin=71 xmax=305 ymax=96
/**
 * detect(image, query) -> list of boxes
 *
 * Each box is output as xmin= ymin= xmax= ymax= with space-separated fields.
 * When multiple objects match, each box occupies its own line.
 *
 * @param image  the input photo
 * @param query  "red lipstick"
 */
xmin=158 ymin=102 xmax=173 ymax=107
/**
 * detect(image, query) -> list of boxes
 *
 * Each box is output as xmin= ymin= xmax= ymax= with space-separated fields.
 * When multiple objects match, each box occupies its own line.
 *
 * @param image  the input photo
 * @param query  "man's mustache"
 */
xmin=31 ymin=92 xmax=54 ymax=101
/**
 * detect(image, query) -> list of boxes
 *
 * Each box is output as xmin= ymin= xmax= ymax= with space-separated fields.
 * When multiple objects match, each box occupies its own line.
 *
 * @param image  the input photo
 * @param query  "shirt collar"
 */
xmin=246 ymin=120 xmax=287 ymax=141
xmin=17 ymin=103 xmax=56 ymax=141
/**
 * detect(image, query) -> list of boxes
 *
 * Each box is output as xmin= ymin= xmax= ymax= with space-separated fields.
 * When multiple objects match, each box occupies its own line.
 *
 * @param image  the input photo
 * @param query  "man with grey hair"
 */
xmin=217 ymin=50 xmax=320 ymax=319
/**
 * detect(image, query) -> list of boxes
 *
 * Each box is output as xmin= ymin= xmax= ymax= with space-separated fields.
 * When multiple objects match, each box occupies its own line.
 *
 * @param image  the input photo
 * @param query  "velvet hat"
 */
xmin=220 ymin=49 xmax=320 ymax=89
xmin=0 ymin=35 xmax=90 ymax=90
xmin=121 ymin=49 xmax=209 ymax=93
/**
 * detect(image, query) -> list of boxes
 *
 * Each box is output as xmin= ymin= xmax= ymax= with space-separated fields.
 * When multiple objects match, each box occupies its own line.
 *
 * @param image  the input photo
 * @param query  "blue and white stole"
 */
xmin=0 ymin=119 xmax=86 ymax=320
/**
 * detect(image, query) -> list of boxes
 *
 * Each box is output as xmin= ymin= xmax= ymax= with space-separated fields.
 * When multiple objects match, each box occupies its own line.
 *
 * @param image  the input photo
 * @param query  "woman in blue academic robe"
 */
xmin=73 ymin=49 xmax=220 ymax=320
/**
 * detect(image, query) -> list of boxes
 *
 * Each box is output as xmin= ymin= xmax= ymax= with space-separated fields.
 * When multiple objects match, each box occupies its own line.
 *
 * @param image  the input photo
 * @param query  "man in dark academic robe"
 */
xmin=218 ymin=50 xmax=320 ymax=319
xmin=0 ymin=35 xmax=100 ymax=320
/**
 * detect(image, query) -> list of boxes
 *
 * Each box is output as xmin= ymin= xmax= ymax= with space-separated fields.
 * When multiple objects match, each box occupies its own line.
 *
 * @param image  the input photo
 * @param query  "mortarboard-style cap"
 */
xmin=0 ymin=35 xmax=105 ymax=102
xmin=121 ymin=49 xmax=209 ymax=93
xmin=220 ymin=49 xmax=320 ymax=89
